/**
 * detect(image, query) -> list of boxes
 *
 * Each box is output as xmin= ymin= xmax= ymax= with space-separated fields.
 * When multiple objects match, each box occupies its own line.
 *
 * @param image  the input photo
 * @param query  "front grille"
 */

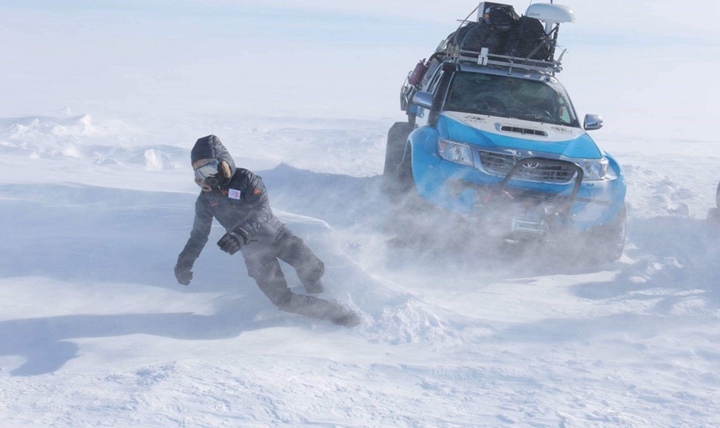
xmin=478 ymin=150 xmax=577 ymax=184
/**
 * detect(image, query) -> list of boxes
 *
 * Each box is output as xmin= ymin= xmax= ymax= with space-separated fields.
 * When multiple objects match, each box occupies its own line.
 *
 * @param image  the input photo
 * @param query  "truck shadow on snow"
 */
xmin=571 ymin=216 xmax=720 ymax=312
xmin=459 ymin=218 xmax=720 ymax=348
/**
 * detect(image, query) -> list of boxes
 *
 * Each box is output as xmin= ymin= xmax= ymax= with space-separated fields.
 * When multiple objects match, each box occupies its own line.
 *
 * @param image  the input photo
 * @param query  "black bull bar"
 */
xmin=481 ymin=157 xmax=585 ymax=235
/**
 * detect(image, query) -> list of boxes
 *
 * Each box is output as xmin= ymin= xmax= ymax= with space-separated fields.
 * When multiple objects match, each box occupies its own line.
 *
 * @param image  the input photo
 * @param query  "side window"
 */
xmin=420 ymin=59 xmax=442 ymax=89
xmin=424 ymin=70 xmax=444 ymax=94
xmin=417 ymin=69 xmax=445 ymax=120
xmin=434 ymin=72 xmax=452 ymax=107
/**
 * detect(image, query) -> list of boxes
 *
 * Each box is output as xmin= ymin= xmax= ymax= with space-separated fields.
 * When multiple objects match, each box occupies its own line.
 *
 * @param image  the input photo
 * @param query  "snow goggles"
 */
xmin=194 ymin=159 xmax=221 ymax=185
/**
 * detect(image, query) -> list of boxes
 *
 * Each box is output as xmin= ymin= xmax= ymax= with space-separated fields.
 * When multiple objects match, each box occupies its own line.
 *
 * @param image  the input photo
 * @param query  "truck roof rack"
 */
xmin=453 ymin=47 xmax=565 ymax=75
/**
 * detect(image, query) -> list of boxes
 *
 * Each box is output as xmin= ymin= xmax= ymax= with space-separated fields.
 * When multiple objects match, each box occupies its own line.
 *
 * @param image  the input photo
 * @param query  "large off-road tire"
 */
xmin=395 ymin=145 xmax=415 ymax=194
xmin=587 ymin=204 xmax=627 ymax=264
xmin=706 ymin=182 xmax=720 ymax=226
xmin=708 ymin=207 xmax=720 ymax=226
xmin=382 ymin=122 xmax=414 ymax=194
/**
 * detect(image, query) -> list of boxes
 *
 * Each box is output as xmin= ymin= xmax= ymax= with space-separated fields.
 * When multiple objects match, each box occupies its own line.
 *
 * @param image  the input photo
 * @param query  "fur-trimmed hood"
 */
xmin=190 ymin=135 xmax=237 ymax=176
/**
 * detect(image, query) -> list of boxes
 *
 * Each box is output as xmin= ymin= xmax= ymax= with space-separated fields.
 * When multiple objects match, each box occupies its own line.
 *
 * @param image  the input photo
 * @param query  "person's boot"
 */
xmin=328 ymin=307 xmax=362 ymax=327
xmin=282 ymin=294 xmax=361 ymax=327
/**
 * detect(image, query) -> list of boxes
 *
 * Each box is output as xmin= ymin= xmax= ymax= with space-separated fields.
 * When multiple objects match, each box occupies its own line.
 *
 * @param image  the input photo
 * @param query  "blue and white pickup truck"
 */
xmin=383 ymin=2 xmax=627 ymax=263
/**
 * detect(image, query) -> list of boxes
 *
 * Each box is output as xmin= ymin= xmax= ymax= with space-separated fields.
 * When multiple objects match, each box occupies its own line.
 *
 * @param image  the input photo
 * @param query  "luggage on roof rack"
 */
xmin=439 ymin=2 xmax=575 ymax=75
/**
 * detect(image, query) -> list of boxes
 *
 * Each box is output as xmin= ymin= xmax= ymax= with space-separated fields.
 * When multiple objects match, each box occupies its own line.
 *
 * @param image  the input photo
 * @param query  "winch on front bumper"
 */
xmin=448 ymin=157 xmax=586 ymax=238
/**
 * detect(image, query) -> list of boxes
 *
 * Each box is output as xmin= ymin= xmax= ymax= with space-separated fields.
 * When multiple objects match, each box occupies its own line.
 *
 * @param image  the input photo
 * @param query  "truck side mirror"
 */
xmin=412 ymin=91 xmax=434 ymax=110
xmin=584 ymin=114 xmax=604 ymax=131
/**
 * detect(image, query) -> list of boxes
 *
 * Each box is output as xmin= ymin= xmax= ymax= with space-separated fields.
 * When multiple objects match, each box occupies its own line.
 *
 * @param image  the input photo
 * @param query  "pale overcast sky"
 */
xmin=1 ymin=0 xmax=717 ymax=138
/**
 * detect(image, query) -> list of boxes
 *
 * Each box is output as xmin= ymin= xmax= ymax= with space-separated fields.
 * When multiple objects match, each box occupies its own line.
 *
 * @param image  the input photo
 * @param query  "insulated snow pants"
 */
xmin=240 ymin=229 xmax=342 ymax=320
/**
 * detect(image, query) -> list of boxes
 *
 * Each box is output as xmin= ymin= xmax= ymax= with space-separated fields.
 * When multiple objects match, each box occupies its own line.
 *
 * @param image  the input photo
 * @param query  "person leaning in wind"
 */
xmin=174 ymin=135 xmax=360 ymax=327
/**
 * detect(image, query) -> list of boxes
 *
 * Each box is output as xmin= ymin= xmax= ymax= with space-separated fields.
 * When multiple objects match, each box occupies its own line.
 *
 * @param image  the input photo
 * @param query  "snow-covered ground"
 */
xmin=1 ymin=111 xmax=718 ymax=427
xmin=2 ymin=1 xmax=720 ymax=426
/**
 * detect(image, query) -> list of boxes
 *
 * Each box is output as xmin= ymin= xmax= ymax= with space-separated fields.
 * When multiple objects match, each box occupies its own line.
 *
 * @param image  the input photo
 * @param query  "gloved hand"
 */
xmin=217 ymin=228 xmax=249 ymax=255
xmin=174 ymin=262 xmax=193 ymax=285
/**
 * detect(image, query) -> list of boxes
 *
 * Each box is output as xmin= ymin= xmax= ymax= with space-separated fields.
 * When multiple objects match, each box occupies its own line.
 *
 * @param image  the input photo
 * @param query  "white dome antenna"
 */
xmin=526 ymin=3 xmax=576 ymax=34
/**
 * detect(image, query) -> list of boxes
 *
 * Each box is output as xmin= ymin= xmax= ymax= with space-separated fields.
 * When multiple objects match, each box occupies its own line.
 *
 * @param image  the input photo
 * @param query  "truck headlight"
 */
xmin=438 ymin=138 xmax=474 ymax=166
xmin=581 ymin=158 xmax=616 ymax=181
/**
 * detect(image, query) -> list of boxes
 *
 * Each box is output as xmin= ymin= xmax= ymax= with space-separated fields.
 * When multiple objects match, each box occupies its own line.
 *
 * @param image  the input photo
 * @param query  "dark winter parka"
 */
xmin=175 ymin=135 xmax=359 ymax=326
xmin=176 ymin=135 xmax=287 ymax=269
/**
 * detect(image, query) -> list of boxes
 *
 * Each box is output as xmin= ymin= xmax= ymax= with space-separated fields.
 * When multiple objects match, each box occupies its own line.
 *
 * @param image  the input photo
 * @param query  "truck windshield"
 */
xmin=444 ymin=71 xmax=579 ymax=127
